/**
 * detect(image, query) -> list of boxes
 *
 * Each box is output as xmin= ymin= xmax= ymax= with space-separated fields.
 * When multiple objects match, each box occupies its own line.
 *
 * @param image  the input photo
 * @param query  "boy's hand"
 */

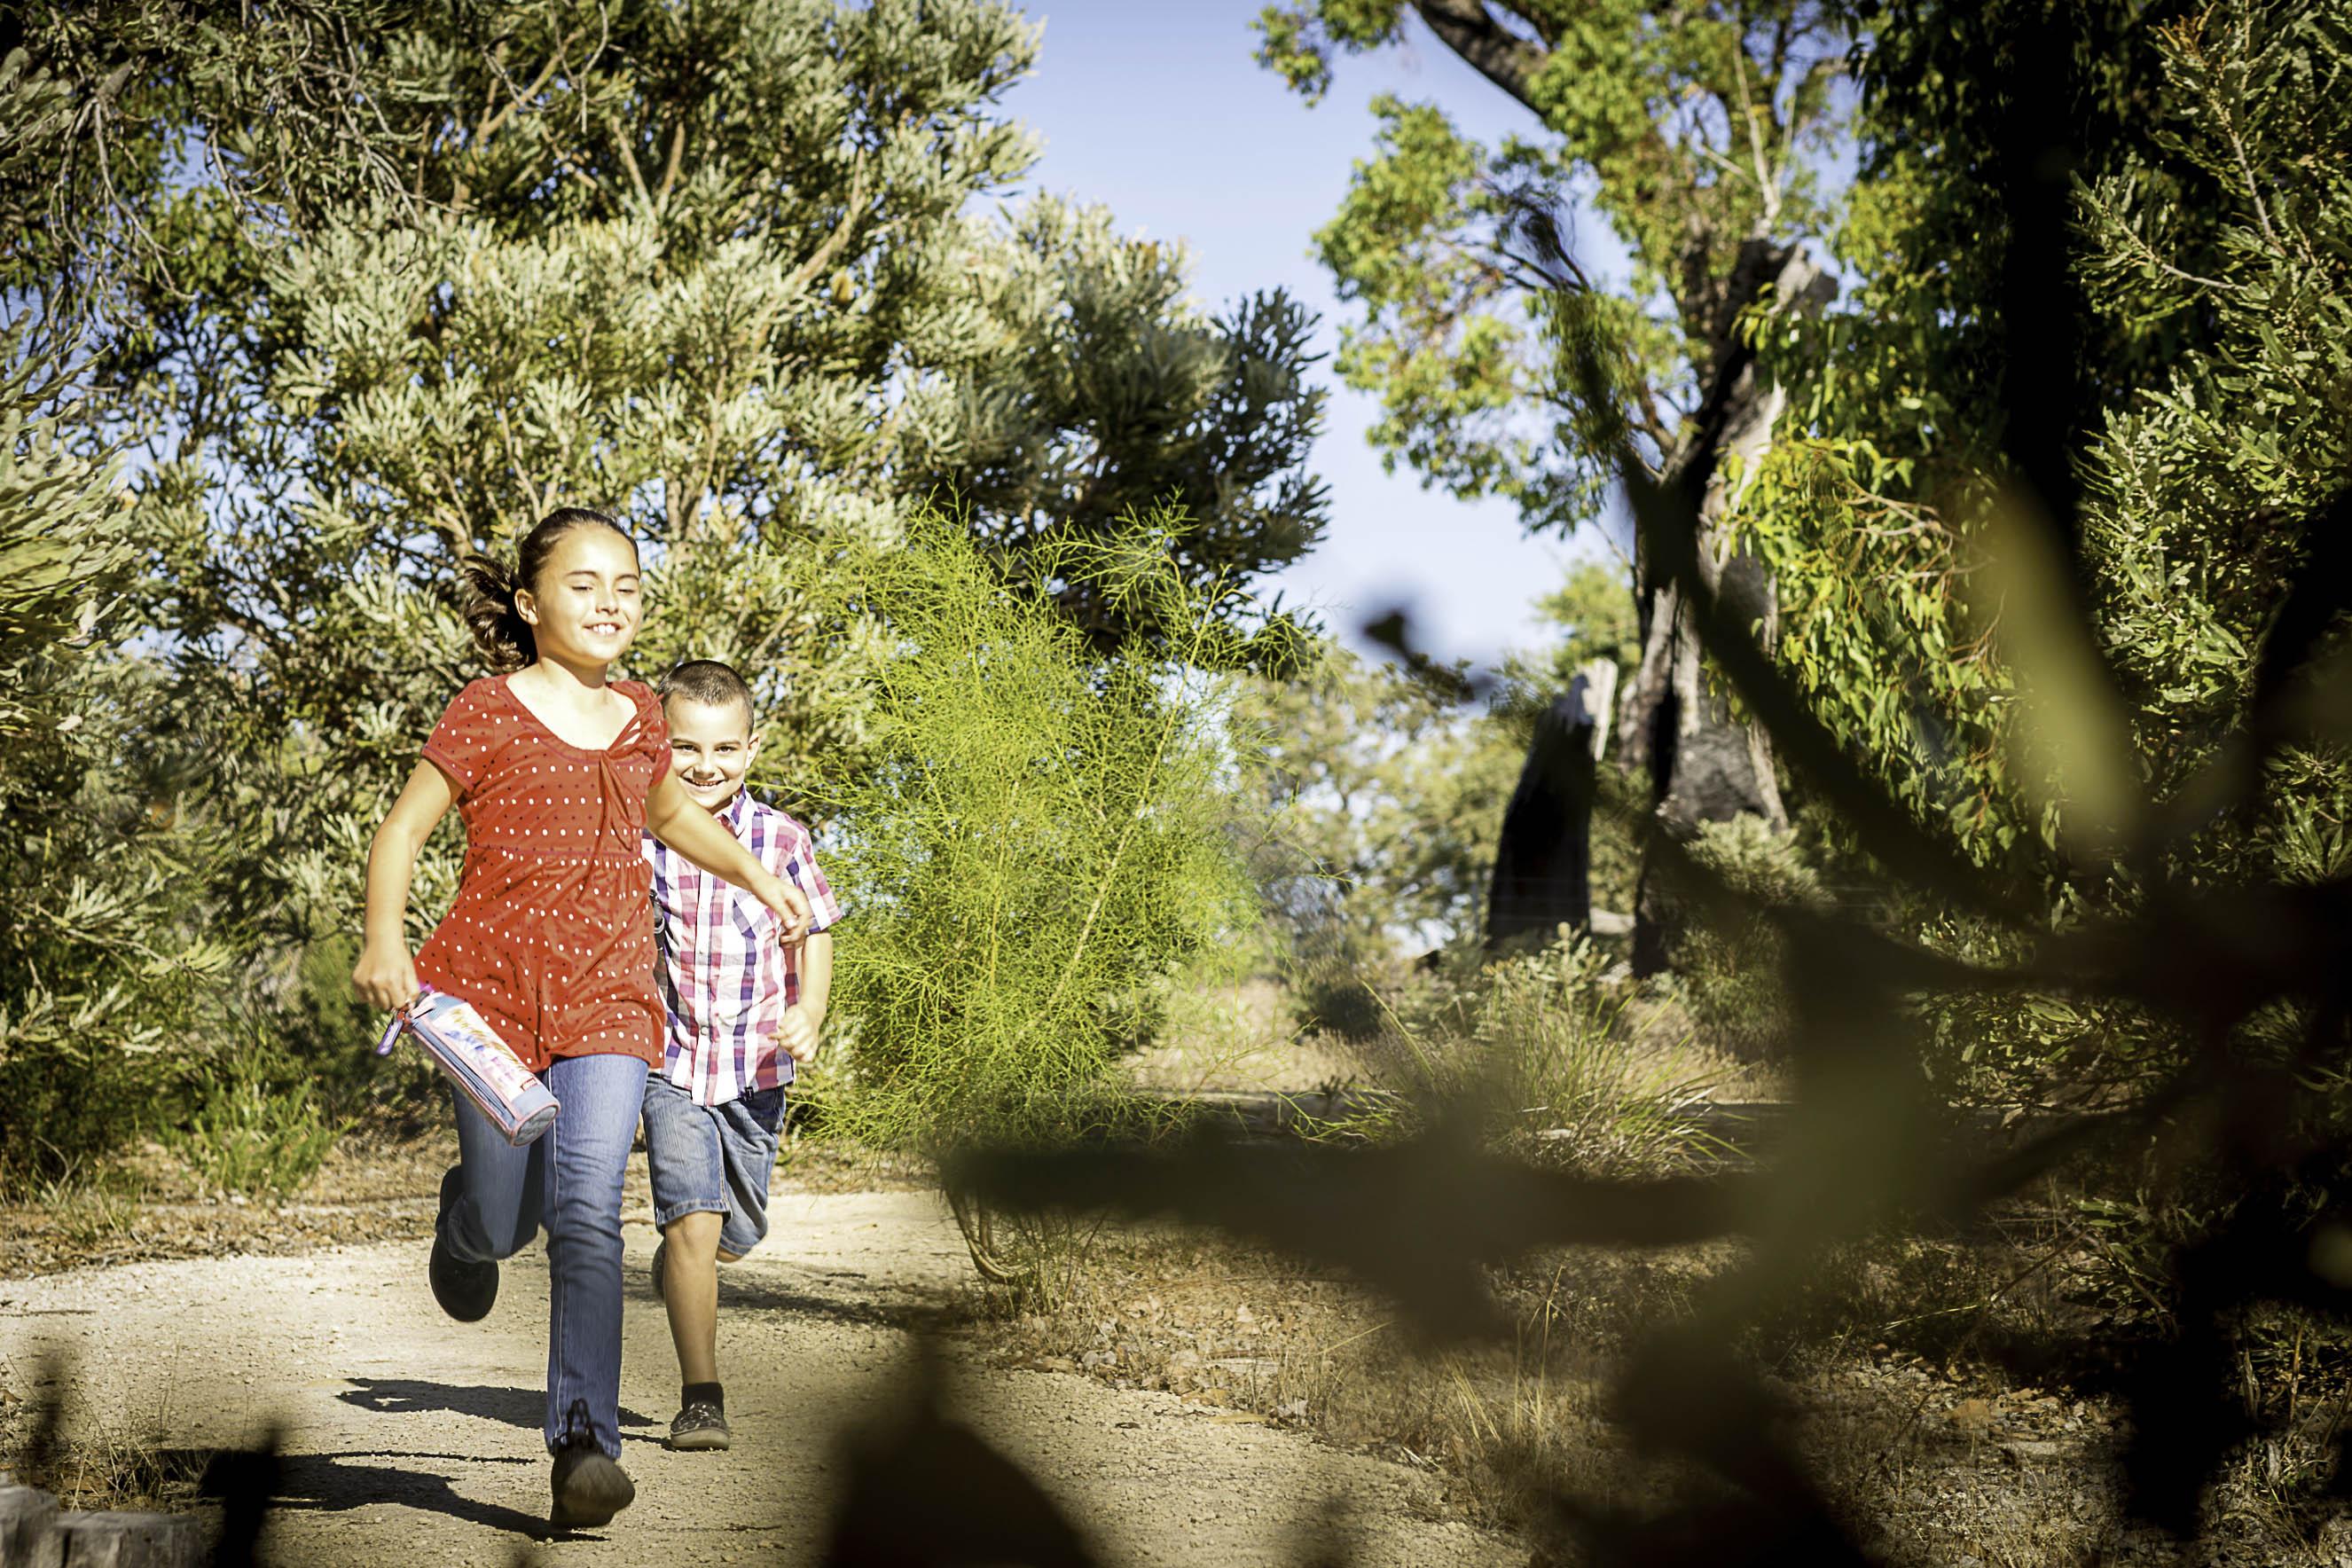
xmin=352 ymin=940 xmax=422 ymax=1014
xmin=757 ymin=873 xmax=812 ymax=946
xmin=776 ymin=1004 xmax=821 ymax=1064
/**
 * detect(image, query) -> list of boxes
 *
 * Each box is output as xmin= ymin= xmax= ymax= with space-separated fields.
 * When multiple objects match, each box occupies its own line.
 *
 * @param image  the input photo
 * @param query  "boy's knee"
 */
xmin=662 ymin=1210 xmax=725 ymax=1255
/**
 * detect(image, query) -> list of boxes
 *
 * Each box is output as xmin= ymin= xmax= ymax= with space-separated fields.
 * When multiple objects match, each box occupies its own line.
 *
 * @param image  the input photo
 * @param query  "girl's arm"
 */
xmin=352 ymin=762 xmax=458 ymax=1011
xmin=644 ymin=772 xmax=813 ymax=942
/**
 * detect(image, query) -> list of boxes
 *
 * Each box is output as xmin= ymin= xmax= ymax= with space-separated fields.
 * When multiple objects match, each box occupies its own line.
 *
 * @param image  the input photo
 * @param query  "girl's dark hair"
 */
xmin=459 ymin=506 xmax=635 ymax=673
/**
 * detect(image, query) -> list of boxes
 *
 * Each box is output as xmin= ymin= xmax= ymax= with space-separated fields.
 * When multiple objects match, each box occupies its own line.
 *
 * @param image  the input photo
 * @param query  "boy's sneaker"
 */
xmin=665 ymin=1396 xmax=732 ymax=1452
xmin=429 ymin=1168 xmax=497 ymax=1322
xmin=550 ymin=1435 xmax=636 ymax=1529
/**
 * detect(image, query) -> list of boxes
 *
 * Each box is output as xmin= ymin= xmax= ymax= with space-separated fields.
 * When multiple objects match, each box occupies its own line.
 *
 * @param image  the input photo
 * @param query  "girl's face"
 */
xmin=517 ymin=525 xmax=642 ymax=670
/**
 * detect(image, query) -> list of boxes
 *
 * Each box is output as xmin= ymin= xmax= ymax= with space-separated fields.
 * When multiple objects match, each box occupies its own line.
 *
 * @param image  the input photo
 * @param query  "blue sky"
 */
xmin=1001 ymin=2 xmax=1612 ymax=671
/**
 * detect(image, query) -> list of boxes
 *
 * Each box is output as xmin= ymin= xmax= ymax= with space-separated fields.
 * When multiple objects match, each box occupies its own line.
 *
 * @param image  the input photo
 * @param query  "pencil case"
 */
xmin=375 ymin=985 xmax=560 ymax=1147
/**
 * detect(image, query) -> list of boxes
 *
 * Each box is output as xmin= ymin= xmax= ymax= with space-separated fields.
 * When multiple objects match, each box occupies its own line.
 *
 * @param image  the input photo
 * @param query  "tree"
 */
xmin=0 ymin=2 xmax=1332 ymax=1181
xmin=1730 ymin=0 xmax=2242 ymax=874
xmin=16 ymin=0 xmax=1329 ymax=964
xmin=1241 ymin=641 xmax=1523 ymax=961
xmin=1256 ymin=0 xmax=1851 ymax=969
xmin=1237 ymin=565 xmax=1642 ymax=1013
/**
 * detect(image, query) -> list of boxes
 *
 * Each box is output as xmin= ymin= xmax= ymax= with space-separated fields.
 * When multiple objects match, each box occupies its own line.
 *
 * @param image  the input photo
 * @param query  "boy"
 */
xmin=640 ymin=658 xmax=842 ymax=1451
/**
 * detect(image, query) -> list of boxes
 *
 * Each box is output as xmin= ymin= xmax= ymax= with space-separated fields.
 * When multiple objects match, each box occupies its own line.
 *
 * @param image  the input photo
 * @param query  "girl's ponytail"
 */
xmin=460 ymin=552 xmax=535 ymax=673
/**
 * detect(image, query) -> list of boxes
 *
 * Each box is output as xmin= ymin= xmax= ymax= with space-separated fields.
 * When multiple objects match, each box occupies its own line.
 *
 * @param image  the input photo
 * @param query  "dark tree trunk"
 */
xmin=1486 ymin=662 xmax=1616 ymax=948
xmin=1618 ymin=240 xmax=1836 ymax=976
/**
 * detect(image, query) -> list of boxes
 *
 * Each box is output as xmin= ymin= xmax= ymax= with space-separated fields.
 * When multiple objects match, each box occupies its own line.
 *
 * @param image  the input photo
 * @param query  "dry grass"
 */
xmin=967 ymin=1175 xmax=2352 ymax=1565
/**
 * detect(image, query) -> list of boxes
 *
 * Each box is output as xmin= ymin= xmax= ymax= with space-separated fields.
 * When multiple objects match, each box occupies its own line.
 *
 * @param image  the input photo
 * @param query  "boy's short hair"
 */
xmin=658 ymin=659 xmax=756 ymax=723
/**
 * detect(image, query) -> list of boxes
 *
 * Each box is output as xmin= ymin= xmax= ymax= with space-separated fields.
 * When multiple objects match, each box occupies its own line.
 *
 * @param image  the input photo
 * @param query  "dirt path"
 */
xmin=0 ymin=1190 xmax=1515 ymax=1567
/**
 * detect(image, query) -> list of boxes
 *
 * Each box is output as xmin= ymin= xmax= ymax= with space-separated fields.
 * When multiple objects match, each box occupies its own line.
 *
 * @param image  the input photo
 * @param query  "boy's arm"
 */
xmin=796 ymin=930 xmax=834 ymax=1026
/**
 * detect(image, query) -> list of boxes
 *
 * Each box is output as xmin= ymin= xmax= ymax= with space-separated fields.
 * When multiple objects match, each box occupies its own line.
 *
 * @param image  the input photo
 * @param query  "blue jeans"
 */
xmin=438 ymin=1050 xmax=648 ymax=1459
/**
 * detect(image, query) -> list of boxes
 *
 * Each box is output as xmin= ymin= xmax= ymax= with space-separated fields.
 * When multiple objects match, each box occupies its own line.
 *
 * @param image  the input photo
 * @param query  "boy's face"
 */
xmin=666 ymin=696 xmax=759 ymax=814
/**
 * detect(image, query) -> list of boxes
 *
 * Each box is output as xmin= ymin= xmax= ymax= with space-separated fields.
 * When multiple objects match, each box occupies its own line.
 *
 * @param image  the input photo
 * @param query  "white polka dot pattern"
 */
xmin=414 ymin=675 xmax=673 ymax=1071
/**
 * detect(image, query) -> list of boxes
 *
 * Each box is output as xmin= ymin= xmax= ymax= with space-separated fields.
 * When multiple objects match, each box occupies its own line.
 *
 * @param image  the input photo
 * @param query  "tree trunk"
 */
xmin=1619 ymin=240 xmax=1835 ymax=976
xmin=1486 ymin=659 xmax=1616 ymax=949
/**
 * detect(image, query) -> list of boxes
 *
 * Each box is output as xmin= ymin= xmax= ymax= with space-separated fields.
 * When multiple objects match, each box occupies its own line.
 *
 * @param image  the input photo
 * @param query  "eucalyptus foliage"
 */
xmin=1257 ymin=1 xmax=1848 ymax=531
xmin=1 ymin=0 xmax=1331 ymax=1183
xmin=0 ymin=339 xmax=231 ymax=1184
xmin=1741 ymin=0 xmax=2349 ymax=883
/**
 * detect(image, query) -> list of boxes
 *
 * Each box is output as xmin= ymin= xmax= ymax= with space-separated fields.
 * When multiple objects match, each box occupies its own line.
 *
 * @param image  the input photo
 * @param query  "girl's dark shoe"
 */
xmin=550 ymin=1439 xmax=636 ymax=1529
xmin=665 ymin=1397 xmax=732 ymax=1452
xmin=429 ymin=1169 xmax=498 ymax=1322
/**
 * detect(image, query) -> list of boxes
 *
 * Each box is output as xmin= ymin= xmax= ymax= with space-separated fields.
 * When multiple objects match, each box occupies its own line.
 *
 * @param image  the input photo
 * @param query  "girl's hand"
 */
xmin=757 ymin=874 xmax=813 ymax=946
xmin=352 ymin=940 xmax=423 ymax=1014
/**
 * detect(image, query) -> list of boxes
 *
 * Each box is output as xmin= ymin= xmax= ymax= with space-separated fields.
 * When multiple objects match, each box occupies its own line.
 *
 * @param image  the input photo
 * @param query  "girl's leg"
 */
xmin=538 ymin=1051 xmax=648 ymax=1457
xmin=443 ymin=1086 xmax=543 ymax=1262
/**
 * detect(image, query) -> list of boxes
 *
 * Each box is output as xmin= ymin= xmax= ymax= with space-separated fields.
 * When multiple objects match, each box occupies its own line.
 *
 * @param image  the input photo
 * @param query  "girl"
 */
xmin=351 ymin=506 xmax=811 ymax=1530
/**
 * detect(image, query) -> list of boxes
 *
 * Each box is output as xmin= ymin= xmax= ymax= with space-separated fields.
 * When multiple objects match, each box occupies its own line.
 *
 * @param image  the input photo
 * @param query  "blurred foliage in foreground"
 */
xmin=950 ymin=2 xmax=2352 ymax=1559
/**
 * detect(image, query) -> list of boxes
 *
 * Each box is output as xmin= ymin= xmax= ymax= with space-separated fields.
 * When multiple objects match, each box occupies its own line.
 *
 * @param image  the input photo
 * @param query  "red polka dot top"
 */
xmin=413 ymin=675 xmax=670 ymax=1071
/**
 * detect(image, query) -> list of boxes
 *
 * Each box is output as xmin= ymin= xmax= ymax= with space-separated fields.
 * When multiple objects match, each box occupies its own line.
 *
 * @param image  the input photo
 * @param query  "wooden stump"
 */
xmin=0 ymin=1490 xmax=200 ymax=1568
xmin=51 ymin=1513 xmax=201 ymax=1568
xmin=0 ymin=1486 xmax=64 ymax=1568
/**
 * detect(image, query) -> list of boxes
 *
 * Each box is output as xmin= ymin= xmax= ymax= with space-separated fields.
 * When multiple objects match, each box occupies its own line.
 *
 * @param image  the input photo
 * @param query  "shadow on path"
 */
xmin=337 ymin=1378 xmax=655 ymax=1433
xmin=719 ymin=1268 xmax=937 ymax=1331
xmin=179 ymin=1446 xmax=568 ymax=1542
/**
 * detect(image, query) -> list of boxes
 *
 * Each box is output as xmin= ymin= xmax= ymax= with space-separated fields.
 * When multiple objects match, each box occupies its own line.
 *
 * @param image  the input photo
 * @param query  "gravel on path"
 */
xmin=0 ymin=1190 xmax=1515 ymax=1567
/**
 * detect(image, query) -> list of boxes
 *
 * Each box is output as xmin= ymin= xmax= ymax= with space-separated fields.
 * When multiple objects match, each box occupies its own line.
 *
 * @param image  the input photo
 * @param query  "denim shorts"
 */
xmin=641 ymin=1072 xmax=786 ymax=1258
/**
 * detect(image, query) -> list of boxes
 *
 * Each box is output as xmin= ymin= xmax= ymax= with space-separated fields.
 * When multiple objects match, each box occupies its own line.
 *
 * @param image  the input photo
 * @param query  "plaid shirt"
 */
xmin=644 ymin=790 xmax=843 ymax=1107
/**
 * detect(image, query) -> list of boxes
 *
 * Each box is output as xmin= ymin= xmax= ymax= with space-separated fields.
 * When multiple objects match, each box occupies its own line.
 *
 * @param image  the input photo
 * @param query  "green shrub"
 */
xmin=1368 ymin=929 xmax=1717 ymax=1174
xmin=1676 ymin=816 xmax=1823 ymax=1061
xmin=0 ymin=335 xmax=235 ymax=1195
xmin=169 ymin=1034 xmax=349 ymax=1201
xmin=0 ymin=1045 xmax=175 ymax=1198
xmin=809 ymin=508 xmax=1295 ymax=1153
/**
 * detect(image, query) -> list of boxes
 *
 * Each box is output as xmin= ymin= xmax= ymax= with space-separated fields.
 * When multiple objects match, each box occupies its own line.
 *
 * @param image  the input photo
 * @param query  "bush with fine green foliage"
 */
xmin=1674 ymin=816 xmax=1825 ymax=1062
xmin=169 ymin=1031 xmax=350 ymax=1201
xmin=1371 ymin=930 xmax=1716 ymax=1174
xmin=0 ymin=334 xmax=239 ymax=1194
xmin=805 ymin=508 xmax=1298 ymax=1150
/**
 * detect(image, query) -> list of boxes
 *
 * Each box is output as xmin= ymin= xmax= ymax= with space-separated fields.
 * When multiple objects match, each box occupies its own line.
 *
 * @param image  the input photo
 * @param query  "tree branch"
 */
xmin=655 ymin=119 xmax=686 ymax=211
xmin=1409 ymin=0 xmax=1548 ymax=111
xmin=780 ymin=157 xmax=875 ymax=295
xmin=477 ymin=27 xmax=585 ymax=148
